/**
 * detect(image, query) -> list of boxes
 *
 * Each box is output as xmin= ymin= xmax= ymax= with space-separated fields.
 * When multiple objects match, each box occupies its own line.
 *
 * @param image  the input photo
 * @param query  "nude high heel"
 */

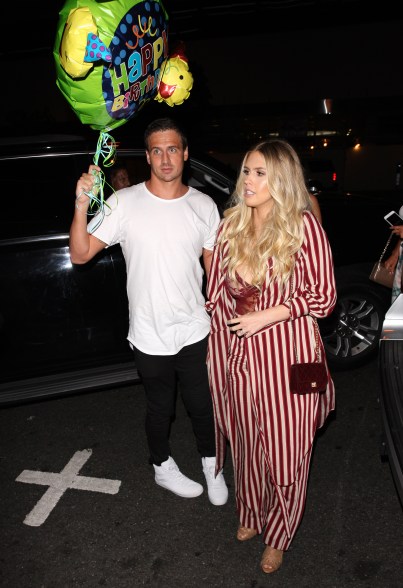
xmin=260 ymin=545 xmax=283 ymax=574
xmin=236 ymin=526 xmax=257 ymax=541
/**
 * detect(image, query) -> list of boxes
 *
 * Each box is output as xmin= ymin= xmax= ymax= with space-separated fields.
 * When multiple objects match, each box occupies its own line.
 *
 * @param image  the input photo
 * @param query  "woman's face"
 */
xmin=112 ymin=169 xmax=130 ymax=190
xmin=241 ymin=150 xmax=273 ymax=215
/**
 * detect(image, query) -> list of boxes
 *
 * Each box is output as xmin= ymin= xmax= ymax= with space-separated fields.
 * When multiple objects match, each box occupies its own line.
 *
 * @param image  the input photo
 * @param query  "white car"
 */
xmin=379 ymin=292 xmax=403 ymax=507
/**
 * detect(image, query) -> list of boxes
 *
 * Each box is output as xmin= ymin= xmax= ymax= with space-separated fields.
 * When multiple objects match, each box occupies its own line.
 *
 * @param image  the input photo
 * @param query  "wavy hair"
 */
xmin=218 ymin=139 xmax=312 ymax=289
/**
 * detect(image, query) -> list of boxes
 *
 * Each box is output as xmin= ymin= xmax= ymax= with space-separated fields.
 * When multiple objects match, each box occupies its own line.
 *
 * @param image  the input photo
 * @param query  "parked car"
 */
xmin=317 ymin=188 xmax=402 ymax=370
xmin=0 ymin=134 xmax=234 ymax=405
xmin=0 ymin=134 xmax=402 ymax=405
xmin=302 ymin=157 xmax=338 ymax=191
xmin=379 ymin=292 xmax=403 ymax=508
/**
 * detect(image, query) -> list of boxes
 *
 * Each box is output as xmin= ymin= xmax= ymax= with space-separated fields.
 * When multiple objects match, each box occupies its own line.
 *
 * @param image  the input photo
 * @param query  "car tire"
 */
xmin=320 ymin=284 xmax=388 ymax=370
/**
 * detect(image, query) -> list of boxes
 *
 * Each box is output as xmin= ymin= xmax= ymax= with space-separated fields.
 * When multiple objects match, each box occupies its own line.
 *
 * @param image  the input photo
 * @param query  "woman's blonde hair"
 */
xmin=219 ymin=139 xmax=311 ymax=289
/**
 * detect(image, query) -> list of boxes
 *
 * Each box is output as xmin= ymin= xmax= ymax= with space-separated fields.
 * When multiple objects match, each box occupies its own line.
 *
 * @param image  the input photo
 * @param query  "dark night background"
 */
xmin=1 ymin=7 xmax=403 ymax=585
xmin=2 ymin=1 xmax=403 ymax=187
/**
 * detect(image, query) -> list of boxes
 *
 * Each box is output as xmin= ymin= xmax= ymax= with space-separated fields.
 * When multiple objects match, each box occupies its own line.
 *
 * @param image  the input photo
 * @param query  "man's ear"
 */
xmin=145 ymin=150 xmax=150 ymax=164
xmin=184 ymin=147 xmax=189 ymax=161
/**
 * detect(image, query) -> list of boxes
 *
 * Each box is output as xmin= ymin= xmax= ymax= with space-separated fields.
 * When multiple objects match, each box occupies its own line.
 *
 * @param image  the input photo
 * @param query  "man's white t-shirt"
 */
xmin=88 ymin=182 xmax=220 ymax=355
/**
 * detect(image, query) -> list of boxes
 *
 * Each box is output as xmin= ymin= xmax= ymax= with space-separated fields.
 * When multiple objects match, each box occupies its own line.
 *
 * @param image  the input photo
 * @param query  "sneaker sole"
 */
xmin=208 ymin=493 xmax=229 ymax=506
xmin=155 ymin=480 xmax=204 ymax=498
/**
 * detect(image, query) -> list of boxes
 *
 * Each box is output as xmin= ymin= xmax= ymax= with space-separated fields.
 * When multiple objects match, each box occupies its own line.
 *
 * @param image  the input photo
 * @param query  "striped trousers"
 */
xmin=227 ymin=337 xmax=313 ymax=551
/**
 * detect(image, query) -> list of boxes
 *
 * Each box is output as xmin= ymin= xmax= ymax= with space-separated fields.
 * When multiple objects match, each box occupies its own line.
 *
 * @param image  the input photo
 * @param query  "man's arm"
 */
xmin=202 ymin=248 xmax=213 ymax=277
xmin=69 ymin=164 xmax=107 ymax=264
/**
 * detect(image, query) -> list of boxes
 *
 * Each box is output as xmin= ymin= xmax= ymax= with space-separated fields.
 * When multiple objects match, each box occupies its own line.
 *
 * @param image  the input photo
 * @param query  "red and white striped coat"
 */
xmin=206 ymin=212 xmax=337 ymax=487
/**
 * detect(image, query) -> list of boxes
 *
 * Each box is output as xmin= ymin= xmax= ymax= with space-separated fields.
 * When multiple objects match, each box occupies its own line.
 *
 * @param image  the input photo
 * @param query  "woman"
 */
xmin=384 ymin=205 xmax=403 ymax=304
xmin=110 ymin=164 xmax=131 ymax=191
xmin=309 ymin=192 xmax=322 ymax=224
xmin=206 ymin=139 xmax=336 ymax=574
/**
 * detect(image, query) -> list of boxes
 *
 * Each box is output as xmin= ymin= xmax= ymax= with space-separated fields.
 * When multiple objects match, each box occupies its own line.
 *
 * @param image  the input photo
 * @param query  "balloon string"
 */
xmin=86 ymin=131 xmax=117 ymax=233
xmin=93 ymin=131 xmax=117 ymax=168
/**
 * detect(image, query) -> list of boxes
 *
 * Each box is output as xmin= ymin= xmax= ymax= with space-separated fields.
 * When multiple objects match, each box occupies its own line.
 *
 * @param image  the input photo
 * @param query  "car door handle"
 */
xmin=203 ymin=174 xmax=230 ymax=194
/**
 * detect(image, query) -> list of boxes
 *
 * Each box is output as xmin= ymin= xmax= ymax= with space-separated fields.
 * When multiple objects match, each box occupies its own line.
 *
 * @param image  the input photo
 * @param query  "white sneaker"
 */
xmin=202 ymin=457 xmax=229 ymax=506
xmin=153 ymin=456 xmax=204 ymax=498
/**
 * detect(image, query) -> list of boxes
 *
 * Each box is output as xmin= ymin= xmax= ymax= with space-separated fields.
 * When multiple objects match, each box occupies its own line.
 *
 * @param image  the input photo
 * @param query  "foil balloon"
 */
xmin=54 ymin=0 xmax=170 ymax=131
xmin=155 ymin=44 xmax=194 ymax=107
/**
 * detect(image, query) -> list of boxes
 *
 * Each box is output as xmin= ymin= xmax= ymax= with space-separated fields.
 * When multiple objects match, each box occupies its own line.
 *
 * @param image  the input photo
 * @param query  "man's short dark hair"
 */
xmin=144 ymin=117 xmax=188 ymax=151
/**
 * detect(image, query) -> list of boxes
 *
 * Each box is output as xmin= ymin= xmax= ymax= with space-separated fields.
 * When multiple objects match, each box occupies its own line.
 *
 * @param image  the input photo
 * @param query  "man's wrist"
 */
xmin=75 ymin=192 xmax=90 ymax=211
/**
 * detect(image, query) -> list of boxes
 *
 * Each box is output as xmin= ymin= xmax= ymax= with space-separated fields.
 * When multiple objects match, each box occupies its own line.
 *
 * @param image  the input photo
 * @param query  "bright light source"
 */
xmin=323 ymin=98 xmax=332 ymax=114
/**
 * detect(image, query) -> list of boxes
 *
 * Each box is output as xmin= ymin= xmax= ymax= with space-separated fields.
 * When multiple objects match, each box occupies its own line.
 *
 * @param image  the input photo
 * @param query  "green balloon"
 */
xmin=54 ymin=0 xmax=169 ymax=131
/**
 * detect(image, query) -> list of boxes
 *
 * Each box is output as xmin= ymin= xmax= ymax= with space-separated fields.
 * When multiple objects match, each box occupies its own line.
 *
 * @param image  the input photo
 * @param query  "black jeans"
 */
xmin=133 ymin=336 xmax=216 ymax=465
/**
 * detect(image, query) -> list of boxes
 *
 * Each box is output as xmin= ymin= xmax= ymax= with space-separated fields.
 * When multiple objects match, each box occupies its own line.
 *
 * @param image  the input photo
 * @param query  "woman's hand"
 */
xmin=227 ymin=306 xmax=290 ymax=338
xmin=227 ymin=312 xmax=264 ymax=338
xmin=390 ymin=225 xmax=403 ymax=239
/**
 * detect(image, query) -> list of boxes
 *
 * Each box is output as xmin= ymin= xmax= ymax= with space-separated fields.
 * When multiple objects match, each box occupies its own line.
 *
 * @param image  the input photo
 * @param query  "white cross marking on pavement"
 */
xmin=16 ymin=449 xmax=121 ymax=527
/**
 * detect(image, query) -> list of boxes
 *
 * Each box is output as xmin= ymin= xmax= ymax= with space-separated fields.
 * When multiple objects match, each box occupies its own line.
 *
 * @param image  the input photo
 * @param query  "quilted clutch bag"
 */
xmin=290 ymin=361 xmax=328 ymax=395
xmin=288 ymin=268 xmax=328 ymax=395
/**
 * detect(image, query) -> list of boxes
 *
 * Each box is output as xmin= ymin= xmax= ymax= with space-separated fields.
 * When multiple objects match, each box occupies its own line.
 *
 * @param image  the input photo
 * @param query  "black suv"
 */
xmin=0 ymin=134 xmax=402 ymax=405
xmin=0 ymin=134 xmax=234 ymax=405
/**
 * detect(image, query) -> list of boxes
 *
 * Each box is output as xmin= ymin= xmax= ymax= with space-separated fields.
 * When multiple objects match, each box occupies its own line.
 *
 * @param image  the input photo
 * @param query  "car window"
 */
xmin=104 ymin=155 xmax=149 ymax=193
xmin=0 ymin=153 xmax=91 ymax=238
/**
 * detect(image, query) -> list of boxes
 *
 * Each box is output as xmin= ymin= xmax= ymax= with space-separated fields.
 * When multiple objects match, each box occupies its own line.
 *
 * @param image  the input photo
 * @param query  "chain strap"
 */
xmin=289 ymin=269 xmax=321 ymax=364
xmin=376 ymin=233 xmax=394 ymax=264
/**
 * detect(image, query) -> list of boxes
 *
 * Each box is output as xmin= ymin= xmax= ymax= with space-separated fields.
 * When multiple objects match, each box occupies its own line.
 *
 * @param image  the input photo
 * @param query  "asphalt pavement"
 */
xmin=1 ymin=357 xmax=402 ymax=588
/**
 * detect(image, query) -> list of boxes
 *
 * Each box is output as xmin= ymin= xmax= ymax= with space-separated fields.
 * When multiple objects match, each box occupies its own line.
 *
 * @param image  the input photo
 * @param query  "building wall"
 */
xmin=345 ymin=145 xmax=403 ymax=191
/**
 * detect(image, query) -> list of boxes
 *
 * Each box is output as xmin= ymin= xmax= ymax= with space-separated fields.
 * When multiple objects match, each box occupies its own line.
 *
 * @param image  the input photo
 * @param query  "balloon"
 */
xmin=156 ymin=46 xmax=194 ymax=107
xmin=59 ymin=6 xmax=100 ymax=79
xmin=54 ymin=0 xmax=170 ymax=131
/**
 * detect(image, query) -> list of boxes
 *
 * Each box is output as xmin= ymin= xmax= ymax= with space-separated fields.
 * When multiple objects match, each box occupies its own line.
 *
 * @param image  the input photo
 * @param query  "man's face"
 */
xmin=145 ymin=130 xmax=188 ymax=183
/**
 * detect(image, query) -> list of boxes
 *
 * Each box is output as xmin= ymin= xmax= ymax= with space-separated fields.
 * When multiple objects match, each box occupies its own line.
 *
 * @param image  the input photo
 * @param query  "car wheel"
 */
xmin=320 ymin=285 xmax=388 ymax=370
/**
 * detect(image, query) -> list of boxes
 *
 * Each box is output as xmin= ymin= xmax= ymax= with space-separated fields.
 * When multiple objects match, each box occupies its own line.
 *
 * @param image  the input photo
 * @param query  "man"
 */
xmin=70 ymin=118 xmax=228 ymax=505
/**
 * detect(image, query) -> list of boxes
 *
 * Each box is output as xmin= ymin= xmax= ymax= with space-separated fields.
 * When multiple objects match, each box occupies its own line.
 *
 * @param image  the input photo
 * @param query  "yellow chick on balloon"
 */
xmin=155 ymin=45 xmax=193 ymax=107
